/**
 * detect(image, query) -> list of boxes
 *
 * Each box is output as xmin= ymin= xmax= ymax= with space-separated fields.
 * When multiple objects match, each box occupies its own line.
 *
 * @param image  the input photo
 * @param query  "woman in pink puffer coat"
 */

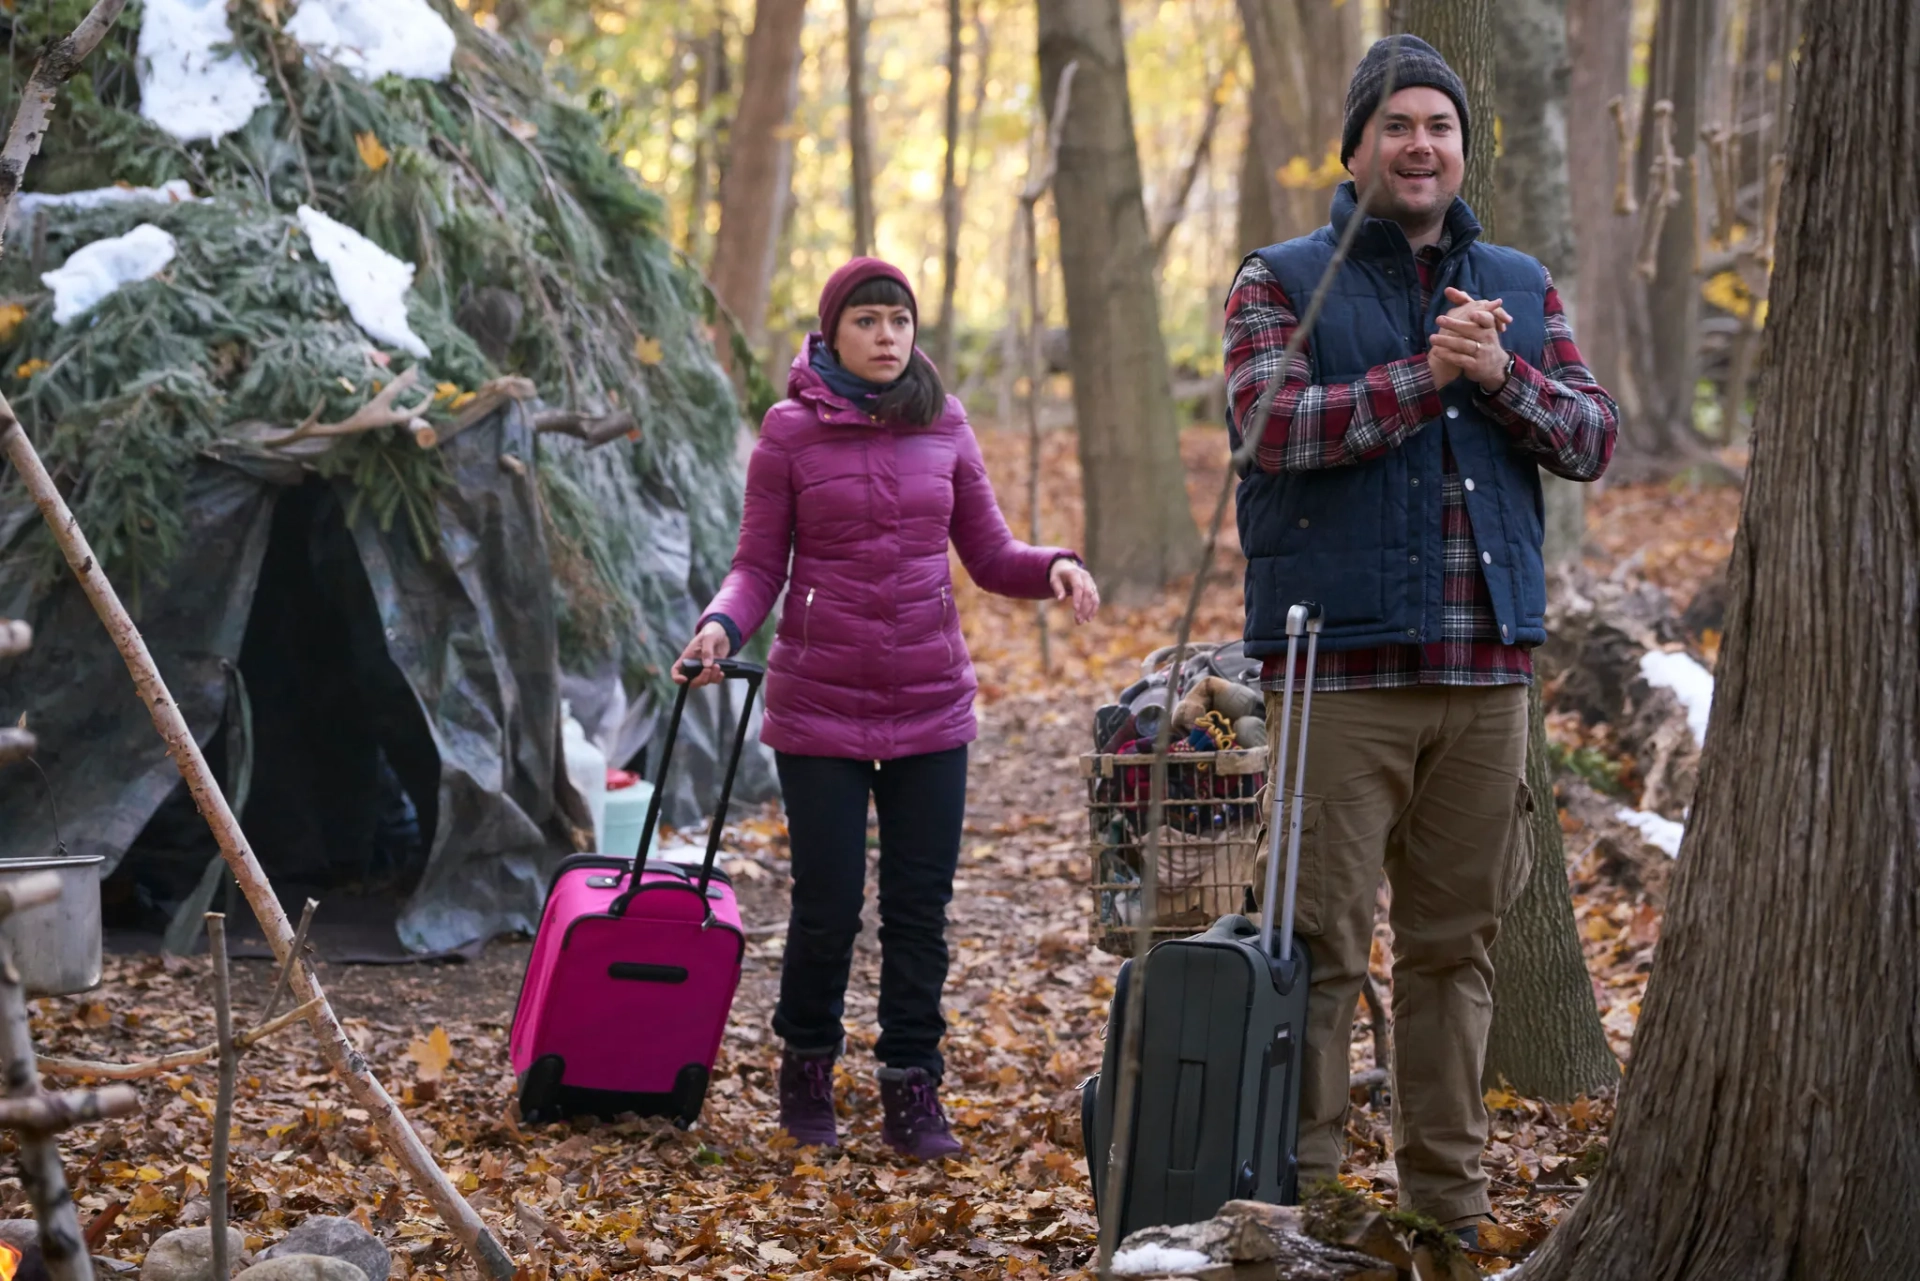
xmin=677 ymin=257 xmax=1100 ymax=1156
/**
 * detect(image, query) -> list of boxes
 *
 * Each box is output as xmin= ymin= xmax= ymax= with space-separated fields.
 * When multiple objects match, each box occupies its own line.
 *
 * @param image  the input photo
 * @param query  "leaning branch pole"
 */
xmin=0 ymin=0 xmax=129 ymax=251
xmin=0 ymin=409 xmax=514 ymax=1280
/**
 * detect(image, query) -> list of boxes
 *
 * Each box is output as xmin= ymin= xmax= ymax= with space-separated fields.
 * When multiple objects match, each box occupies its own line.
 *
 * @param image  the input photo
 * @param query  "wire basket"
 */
xmin=1083 ymin=748 xmax=1267 ymax=955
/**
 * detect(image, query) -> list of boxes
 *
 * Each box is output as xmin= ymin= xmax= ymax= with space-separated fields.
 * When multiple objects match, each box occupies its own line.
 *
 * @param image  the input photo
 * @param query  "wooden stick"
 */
xmin=0 ymin=942 xmax=93 ymax=1281
xmin=263 ymin=367 xmax=431 ymax=449
xmin=1148 ymin=63 xmax=1228 ymax=265
xmin=1700 ymin=124 xmax=1738 ymax=248
xmin=38 ymin=996 xmax=320 ymax=1080
xmin=0 ymin=1086 xmax=137 ymax=1135
xmin=0 ymin=403 xmax=512 ymax=1279
xmin=409 ymin=375 xmax=536 ymax=450
xmin=0 ymin=0 xmax=131 ymax=255
xmin=530 ymin=407 xmax=638 ymax=447
xmin=1758 ymin=153 xmax=1787 ymax=272
xmin=257 ymin=897 xmax=316 ymax=1028
xmin=1608 ymin=96 xmax=1638 ymax=216
xmin=205 ymin=915 xmax=235 ymax=1281
xmin=1 ymin=617 xmax=29 ymax=659
xmin=1019 ymin=60 xmax=1077 ymax=676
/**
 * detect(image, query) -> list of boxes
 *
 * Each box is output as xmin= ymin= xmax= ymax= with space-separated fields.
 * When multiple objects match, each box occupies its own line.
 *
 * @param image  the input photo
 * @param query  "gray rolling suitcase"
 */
xmin=1083 ymin=604 xmax=1322 ymax=1236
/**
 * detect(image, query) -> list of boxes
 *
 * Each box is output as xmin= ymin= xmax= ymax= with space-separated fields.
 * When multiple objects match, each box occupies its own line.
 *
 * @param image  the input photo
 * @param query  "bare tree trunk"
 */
xmin=1566 ymin=0 xmax=1641 ymax=427
xmin=845 ymin=0 xmax=874 ymax=257
xmin=1149 ymin=66 xmax=1228 ymax=265
xmin=709 ymin=0 xmax=808 ymax=345
xmin=1494 ymin=0 xmax=1585 ymax=566
xmin=1622 ymin=0 xmax=1720 ymax=473
xmin=1519 ymin=3 xmax=1920 ymax=1274
xmin=1038 ymin=0 xmax=1198 ymax=591
xmin=1236 ymin=0 xmax=1362 ymax=250
xmin=1485 ymin=686 xmax=1619 ymax=1099
xmin=931 ymin=0 xmax=965 ymax=375
xmin=686 ymin=10 xmax=726 ymax=260
xmin=1391 ymin=0 xmax=1498 ymax=233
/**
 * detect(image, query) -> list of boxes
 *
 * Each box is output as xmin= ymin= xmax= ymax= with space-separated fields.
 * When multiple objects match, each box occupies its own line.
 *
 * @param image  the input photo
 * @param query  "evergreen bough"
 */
xmin=0 ymin=0 xmax=757 ymax=688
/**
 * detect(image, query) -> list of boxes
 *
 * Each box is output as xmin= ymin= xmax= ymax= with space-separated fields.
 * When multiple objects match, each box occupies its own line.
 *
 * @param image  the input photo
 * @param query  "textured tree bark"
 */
xmin=1519 ymin=3 xmax=1920 ymax=1274
xmin=1390 ymin=0 xmax=1497 ymax=234
xmin=930 ymin=0 xmax=964 ymax=375
xmin=1484 ymin=689 xmax=1619 ymax=1099
xmin=1236 ymin=0 xmax=1362 ymax=251
xmin=1565 ymin=0 xmax=1640 ymax=425
xmin=1038 ymin=0 xmax=1198 ymax=590
xmin=709 ymin=0 xmax=807 ymax=344
xmin=845 ymin=0 xmax=874 ymax=257
xmin=1621 ymin=0 xmax=1719 ymax=472
xmin=1494 ymin=0 xmax=1585 ymax=567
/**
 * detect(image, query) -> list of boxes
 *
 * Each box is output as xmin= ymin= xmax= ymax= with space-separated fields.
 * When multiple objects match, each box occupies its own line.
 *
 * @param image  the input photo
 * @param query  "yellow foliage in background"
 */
xmin=1702 ymin=269 xmax=1768 ymax=326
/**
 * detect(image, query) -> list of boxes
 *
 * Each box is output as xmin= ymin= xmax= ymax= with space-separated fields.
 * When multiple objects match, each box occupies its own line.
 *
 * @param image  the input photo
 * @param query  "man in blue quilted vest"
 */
xmin=1226 ymin=36 xmax=1618 ymax=1237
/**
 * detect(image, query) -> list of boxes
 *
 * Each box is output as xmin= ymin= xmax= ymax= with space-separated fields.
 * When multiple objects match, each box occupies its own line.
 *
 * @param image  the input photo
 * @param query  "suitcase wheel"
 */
xmin=671 ymin=1063 xmax=711 ymax=1127
xmin=519 ymin=1054 xmax=566 ymax=1125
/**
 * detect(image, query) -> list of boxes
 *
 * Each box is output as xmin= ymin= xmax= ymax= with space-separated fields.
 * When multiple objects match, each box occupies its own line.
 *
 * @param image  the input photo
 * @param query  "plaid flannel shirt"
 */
xmin=1225 ymin=240 xmax=1618 ymax=691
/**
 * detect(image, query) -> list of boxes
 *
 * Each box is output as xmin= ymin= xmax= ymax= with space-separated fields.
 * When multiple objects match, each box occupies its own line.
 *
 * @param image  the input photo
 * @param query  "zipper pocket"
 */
xmin=801 ymin=587 xmax=816 ymax=658
xmin=940 ymin=586 xmax=954 ymax=663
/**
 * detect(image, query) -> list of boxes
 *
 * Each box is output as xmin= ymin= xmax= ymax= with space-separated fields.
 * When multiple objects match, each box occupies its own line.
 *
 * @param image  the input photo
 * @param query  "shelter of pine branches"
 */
xmin=0 ymin=0 xmax=773 ymax=953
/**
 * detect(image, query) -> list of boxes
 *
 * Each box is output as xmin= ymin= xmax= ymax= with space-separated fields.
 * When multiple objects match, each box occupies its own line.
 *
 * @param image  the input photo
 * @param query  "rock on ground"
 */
xmin=235 ymin=1256 xmax=370 ymax=1281
xmin=1114 ymin=1201 xmax=1397 ymax=1280
xmin=261 ymin=1216 xmax=391 ymax=1281
xmin=138 ymin=1227 xmax=250 ymax=1281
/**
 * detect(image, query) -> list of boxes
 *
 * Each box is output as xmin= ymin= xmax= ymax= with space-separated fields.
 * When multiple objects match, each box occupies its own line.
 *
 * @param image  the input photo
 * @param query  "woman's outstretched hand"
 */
xmin=674 ymin=620 xmax=732 ymax=687
xmin=1050 ymin=559 xmax=1102 ymax=624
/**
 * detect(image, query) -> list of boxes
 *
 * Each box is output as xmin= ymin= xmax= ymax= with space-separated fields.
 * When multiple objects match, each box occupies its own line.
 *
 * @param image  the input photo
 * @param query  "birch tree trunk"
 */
xmin=845 ymin=0 xmax=874 ymax=257
xmin=1565 ymin=0 xmax=1640 ymax=426
xmin=1038 ymin=0 xmax=1198 ymax=590
xmin=1390 ymin=0 xmax=1497 ymax=232
xmin=1520 ymin=2 xmax=1920 ymax=1273
xmin=709 ymin=0 xmax=807 ymax=344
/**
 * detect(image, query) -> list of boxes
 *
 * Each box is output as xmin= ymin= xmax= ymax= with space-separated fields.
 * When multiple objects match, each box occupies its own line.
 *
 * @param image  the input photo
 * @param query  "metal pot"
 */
xmin=0 ymin=855 xmax=104 ymax=997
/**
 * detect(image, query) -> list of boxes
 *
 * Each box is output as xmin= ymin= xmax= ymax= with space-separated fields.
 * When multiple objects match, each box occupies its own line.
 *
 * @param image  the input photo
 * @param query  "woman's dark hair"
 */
xmin=834 ymin=276 xmax=946 ymax=426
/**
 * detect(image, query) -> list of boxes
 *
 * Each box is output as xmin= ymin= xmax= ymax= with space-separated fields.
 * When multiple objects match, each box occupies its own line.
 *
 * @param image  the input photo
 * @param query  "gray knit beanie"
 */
xmin=1340 ymin=35 xmax=1471 ymax=166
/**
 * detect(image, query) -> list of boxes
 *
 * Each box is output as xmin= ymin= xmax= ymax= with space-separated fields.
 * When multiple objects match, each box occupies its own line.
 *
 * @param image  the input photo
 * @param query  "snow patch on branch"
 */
xmin=1616 ymin=807 xmax=1685 ymax=859
xmin=296 ymin=206 xmax=430 ymax=358
xmin=1640 ymin=649 xmax=1714 ymax=747
xmin=136 ymin=0 xmax=271 ymax=142
xmin=285 ymin=0 xmax=458 ymax=82
xmin=42 ymin=224 xmax=178 ymax=324
xmin=14 ymin=181 xmax=199 ymax=226
xmin=1111 ymin=1244 xmax=1214 ymax=1276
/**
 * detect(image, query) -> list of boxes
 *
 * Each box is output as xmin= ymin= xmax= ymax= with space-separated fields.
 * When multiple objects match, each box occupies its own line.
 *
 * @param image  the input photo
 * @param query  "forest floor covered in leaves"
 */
xmin=12 ymin=422 xmax=1743 ymax=1279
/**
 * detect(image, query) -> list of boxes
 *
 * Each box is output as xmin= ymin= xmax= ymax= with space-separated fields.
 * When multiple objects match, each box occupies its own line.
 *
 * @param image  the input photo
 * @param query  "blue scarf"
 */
xmin=809 ymin=341 xmax=901 ymax=413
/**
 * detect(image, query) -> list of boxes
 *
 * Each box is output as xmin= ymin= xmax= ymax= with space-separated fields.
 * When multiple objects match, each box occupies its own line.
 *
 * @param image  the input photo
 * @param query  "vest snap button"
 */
xmin=1411 ymin=477 xmax=1420 ymax=486
xmin=1445 ymin=406 xmax=1461 ymax=420
xmin=1482 ymin=551 xmax=1493 ymax=564
xmin=1409 ymin=555 xmax=1418 ymax=564
xmin=1464 ymin=478 xmax=1476 ymax=491
xmin=1298 ymin=518 xmax=1309 ymax=528
xmin=1406 ymin=628 xmax=1418 ymax=638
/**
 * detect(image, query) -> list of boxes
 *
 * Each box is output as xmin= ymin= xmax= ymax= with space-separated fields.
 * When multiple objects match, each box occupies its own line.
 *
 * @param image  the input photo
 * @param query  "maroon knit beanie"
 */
xmin=818 ymin=257 xmax=917 ymax=350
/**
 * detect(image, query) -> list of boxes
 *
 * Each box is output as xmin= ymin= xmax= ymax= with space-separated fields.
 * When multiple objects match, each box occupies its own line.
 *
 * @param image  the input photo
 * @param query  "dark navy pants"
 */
xmin=771 ymin=746 xmax=968 ymax=1077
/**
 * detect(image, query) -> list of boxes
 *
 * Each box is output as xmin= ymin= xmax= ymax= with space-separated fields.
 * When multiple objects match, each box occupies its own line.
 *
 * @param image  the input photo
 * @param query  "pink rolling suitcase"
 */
xmin=510 ymin=657 xmax=764 ymax=1125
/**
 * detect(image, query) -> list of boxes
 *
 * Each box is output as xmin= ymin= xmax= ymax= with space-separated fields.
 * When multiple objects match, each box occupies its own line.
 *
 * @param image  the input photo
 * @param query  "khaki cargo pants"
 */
xmin=1256 ymin=684 xmax=1532 ymax=1226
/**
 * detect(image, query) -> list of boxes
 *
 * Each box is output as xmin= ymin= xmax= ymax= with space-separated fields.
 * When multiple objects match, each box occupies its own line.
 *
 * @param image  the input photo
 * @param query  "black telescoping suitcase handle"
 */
xmin=609 ymin=657 xmax=764 ymax=915
xmin=1259 ymin=602 xmax=1322 ymax=974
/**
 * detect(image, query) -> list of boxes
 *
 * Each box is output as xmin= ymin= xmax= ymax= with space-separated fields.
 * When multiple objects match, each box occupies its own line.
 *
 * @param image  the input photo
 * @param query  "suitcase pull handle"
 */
xmin=1260 ymin=603 xmax=1321 ymax=965
xmin=609 ymin=657 xmax=765 ymax=916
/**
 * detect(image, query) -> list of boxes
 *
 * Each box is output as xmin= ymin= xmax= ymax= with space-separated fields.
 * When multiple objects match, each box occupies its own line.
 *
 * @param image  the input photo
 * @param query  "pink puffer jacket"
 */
xmin=700 ymin=337 xmax=1076 ymax=760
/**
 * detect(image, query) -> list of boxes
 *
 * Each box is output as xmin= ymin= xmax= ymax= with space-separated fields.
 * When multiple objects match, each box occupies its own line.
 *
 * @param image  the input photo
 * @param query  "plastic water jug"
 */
xmin=602 ymin=774 xmax=656 ymax=860
xmin=561 ymin=703 xmax=607 ymax=853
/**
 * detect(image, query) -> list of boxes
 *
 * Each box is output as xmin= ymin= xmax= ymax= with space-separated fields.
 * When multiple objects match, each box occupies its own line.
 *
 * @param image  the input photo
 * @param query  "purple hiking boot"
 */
xmin=878 ymin=1067 xmax=963 ymax=1160
xmin=778 ymin=1051 xmax=839 ymax=1148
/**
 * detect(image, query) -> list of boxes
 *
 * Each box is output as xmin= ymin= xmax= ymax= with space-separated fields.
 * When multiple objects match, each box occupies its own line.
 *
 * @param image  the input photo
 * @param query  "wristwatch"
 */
xmin=1486 ymin=350 xmax=1517 ymax=396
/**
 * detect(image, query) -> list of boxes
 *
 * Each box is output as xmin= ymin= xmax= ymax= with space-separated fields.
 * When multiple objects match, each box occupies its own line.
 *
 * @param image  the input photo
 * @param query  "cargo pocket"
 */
xmin=1250 ymin=793 xmax=1326 ymax=935
xmin=1499 ymin=779 xmax=1536 ymax=912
